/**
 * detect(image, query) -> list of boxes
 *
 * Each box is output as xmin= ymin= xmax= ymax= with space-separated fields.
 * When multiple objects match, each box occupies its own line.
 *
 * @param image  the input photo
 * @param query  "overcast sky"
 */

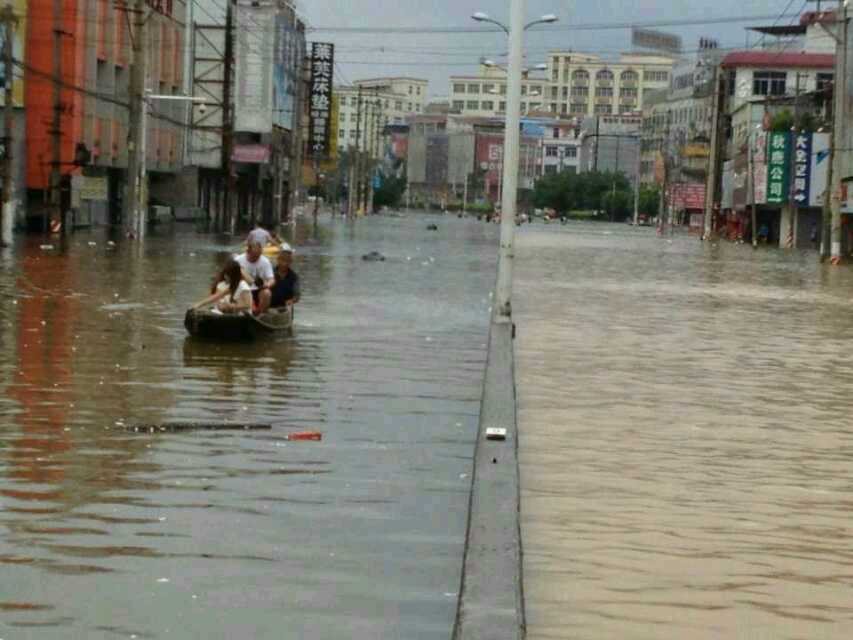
xmin=300 ymin=0 xmax=803 ymax=97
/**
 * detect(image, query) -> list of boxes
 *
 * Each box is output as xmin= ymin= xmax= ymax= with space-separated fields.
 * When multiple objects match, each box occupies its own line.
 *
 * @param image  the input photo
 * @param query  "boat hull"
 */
xmin=184 ymin=307 xmax=294 ymax=341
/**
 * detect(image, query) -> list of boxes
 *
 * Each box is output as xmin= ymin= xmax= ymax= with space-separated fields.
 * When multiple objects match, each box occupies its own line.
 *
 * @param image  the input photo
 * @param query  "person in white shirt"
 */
xmin=246 ymin=223 xmax=281 ymax=249
xmin=235 ymin=240 xmax=274 ymax=314
xmin=191 ymin=259 xmax=253 ymax=313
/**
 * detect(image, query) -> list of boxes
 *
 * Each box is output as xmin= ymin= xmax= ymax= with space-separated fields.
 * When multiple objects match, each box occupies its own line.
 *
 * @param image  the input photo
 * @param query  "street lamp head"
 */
xmin=534 ymin=63 xmax=548 ymax=71
xmin=539 ymin=14 xmax=558 ymax=24
xmin=483 ymin=59 xmax=496 ymax=67
xmin=472 ymin=12 xmax=490 ymax=21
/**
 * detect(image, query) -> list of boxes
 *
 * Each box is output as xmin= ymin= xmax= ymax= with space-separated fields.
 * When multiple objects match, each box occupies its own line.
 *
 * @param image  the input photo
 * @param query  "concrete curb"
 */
xmin=452 ymin=316 xmax=524 ymax=640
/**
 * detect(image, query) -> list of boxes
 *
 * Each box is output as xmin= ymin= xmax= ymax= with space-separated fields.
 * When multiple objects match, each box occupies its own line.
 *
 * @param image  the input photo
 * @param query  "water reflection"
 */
xmin=0 ymin=215 xmax=494 ymax=637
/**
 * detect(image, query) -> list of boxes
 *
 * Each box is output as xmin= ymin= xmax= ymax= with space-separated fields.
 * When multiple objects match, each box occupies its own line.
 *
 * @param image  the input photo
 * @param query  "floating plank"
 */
xmin=125 ymin=423 xmax=272 ymax=433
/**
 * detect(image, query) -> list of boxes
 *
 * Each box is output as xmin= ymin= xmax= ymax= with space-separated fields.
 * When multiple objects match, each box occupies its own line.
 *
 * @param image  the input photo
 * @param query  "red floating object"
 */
xmin=287 ymin=431 xmax=322 ymax=441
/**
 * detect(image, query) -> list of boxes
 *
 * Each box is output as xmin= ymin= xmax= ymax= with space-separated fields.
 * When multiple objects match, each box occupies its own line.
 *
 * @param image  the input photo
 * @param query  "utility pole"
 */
xmin=633 ymin=135 xmax=641 ymax=225
xmin=222 ymin=0 xmax=235 ymax=234
xmin=349 ymin=85 xmax=362 ymax=216
xmin=50 ymin=0 xmax=63 ymax=234
xmin=0 ymin=6 xmax=16 ymax=246
xmin=124 ymin=0 xmax=147 ymax=238
xmin=749 ymin=134 xmax=758 ymax=248
xmin=829 ymin=2 xmax=847 ymax=264
xmin=704 ymin=66 xmax=725 ymax=241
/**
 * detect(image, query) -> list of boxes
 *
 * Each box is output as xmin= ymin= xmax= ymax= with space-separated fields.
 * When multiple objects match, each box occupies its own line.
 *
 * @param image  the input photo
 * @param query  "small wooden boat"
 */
xmin=184 ymin=306 xmax=294 ymax=341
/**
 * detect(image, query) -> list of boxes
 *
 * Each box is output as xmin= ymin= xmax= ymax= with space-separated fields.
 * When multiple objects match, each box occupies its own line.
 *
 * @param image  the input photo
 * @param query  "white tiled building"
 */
xmin=449 ymin=53 xmax=674 ymax=120
xmin=336 ymin=77 xmax=428 ymax=154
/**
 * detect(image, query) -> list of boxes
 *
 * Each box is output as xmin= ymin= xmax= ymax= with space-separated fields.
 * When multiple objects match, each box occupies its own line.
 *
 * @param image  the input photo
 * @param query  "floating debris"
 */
xmin=125 ymin=423 xmax=272 ymax=433
xmin=286 ymin=431 xmax=322 ymax=442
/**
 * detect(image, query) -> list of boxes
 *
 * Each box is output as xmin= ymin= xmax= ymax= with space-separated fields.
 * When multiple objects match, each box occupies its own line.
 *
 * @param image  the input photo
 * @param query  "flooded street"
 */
xmin=0 ymin=214 xmax=497 ymax=639
xmin=515 ymin=223 xmax=853 ymax=639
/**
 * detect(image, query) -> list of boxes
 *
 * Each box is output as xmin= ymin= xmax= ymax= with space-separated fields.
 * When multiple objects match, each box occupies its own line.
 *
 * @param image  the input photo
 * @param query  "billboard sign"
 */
xmin=632 ymin=27 xmax=682 ymax=54
xmin=809 ymin=133 xmax=830 ymax=207
xmin=308 ymin=42 xmax=334 ymax=158
xmin=766 ymin=132 xmax=790 ymax=204
xmin=792 ymin=133 xmax=812 ymax=206
xmin=273 ymin=10 xmax=303 ymax=131
xmin=235 ymin=1 xmax=275 ymax=133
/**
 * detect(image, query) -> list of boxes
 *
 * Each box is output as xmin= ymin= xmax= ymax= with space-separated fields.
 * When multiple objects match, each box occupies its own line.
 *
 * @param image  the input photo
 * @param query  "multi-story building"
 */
xmin=449 ymin=54 xmax=674 ymax=120
xmin=449 ymin=64 xmax=549 ymax=117
xmin=579 ymin=113 xmax=642 ymax=179
xmin=26 ymin=0 xmax=188 ymax=228
xmin=336 ymin=77 xmax=428 ymax=154
xmin=539 ymin=123 xmax=582 ymax=176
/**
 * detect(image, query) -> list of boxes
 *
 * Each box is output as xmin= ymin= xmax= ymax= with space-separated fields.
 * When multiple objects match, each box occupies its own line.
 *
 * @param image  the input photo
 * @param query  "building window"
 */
xmin=482 ymin=100 xmax=495 ymax=111
xmin=570 ymin=103 xmax=587 ymax=113
xmin=546 ymin=145 xmax=558 ymax=157
xmin=468 ymin=83 xmax=480 ymax=93
xmin=753 ymin=71 xmax=786 ymax=96
xmin=529 ymin=102 xmax=541 ymax=111
xmin=561 ymin=86 xmax=568 ymax=99
xmin=817 ymin=72 xmax=833 ymax=92
xmin=565 ymin=146 xmax=577 ymax=158
xmin=384 ymin=99 xmax=389 ymax=108
xmin=572 ymin=86 xmax=588 ymax=97
xmin=572 ymin=69 xmax=589 ymax=82
xmin=644 ymin=70 xmax=669 ymax=82
xmin=499 ymin=101 xmax=506 ymax=111
xmin=395 ymin=100 xmax=403 ymax=110
xmin=521 ymin=86 xmax=527 ymax=96
xmin=621 ymin=70 xmax=638 ymax=83
xmin=483 ymin=83 xmax=495 ymax=94
xmin=466 ymin=100 xmax=479 ymax=110
xmin=407 ymin=102 xmax=412 ymax=111
xmin=596 ymin=69 xmax=614 ymax=82
xmin=500 ymin=85 xmax=507 ymax=95
xmin=453 ymin=83 xmax=466 ymax=94
xmin=595 ymin=86 xmax=613 ymax=97
xmin=594 ymin=104 xmax=612 ymax=114
xmin=551 ymin=87 xmax=559 ymax=99
xmin=620 ymin=87 xmax=638 ymax=97
xmin=408 ymin=86 xmax=413 ymax=94
xmin=553 ymin=127 xmax=560 ymax=138
xmin=417 ymin=86 xmax=421 ymax=95
xmin=339 ymin=129 xmax=345 ymax=139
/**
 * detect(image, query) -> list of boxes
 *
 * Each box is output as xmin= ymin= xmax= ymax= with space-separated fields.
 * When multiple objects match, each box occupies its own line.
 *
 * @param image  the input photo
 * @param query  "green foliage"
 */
xmin=639 ymin=185 xmax=660 ymax=216
xmin=770 ymin=109 xmax=822 ymax=133
xmin=533 ymin=170 xmax=634 ymax=221
xmin=372 ymin=174 xmax=408 ymax=210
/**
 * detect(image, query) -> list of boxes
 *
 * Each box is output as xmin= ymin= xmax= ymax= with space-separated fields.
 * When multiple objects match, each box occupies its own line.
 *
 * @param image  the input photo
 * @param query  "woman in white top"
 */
xmin=191 ymin=259 xmax=253 ymax=313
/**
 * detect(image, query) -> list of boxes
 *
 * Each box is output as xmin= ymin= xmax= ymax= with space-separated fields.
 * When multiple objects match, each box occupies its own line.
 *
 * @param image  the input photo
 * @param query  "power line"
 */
xmin=309 ymin=12 xmax=803 ymax=34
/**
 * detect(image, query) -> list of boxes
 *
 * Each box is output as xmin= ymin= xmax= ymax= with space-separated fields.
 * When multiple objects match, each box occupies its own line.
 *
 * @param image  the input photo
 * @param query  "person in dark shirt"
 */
xmin=270 ymin=243 xmax=301 ymax=308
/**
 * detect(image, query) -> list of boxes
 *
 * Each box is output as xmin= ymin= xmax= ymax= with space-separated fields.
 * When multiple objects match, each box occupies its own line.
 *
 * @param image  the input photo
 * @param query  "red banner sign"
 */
xmin=231 ymin=144 xmax=271 ymax=164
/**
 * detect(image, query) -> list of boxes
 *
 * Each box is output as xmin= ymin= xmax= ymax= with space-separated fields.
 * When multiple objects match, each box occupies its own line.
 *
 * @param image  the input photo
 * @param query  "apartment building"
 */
xmin=26 ymin=0 xmax=188 ymax=227
xmin=449 ymin=54 xmax=674 ymax=120
xmin=336 ymin=77 xmax=428 ymax=154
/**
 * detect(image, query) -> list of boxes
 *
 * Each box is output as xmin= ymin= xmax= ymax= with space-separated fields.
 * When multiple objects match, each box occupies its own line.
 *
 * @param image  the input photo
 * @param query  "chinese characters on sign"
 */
xmin=308 ymin=43 xmax=334 ymax=158
xmin=792 ymin=133 xmax=812 ymax=206
xmin=766 ymin=132 xmax=790 ymax=205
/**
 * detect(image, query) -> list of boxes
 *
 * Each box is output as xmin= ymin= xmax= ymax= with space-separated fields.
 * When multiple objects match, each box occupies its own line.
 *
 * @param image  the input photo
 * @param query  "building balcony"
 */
xmin=595 ymin=79 xmax=613 ymax=88
xmin=571 ymin=78 xmax=589 ymax=87
xmin=595 ymin=95 xmax=614 ymax=104
xmin=621 ymin=79 xmax=638 ymax=89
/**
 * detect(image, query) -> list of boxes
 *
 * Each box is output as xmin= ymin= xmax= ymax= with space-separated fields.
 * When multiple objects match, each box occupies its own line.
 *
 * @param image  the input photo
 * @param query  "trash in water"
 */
xmin=40 ymin=244 xmax=54 ymax=250
xmin=286 ymin=431 xmax=322 ymax=442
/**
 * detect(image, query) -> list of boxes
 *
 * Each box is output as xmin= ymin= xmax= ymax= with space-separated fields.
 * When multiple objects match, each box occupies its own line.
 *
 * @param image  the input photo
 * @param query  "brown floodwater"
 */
xmin=0 ymin=214 xmax=498 ymax=639
xmin=515 ymin=222 xmax=853 ymax=640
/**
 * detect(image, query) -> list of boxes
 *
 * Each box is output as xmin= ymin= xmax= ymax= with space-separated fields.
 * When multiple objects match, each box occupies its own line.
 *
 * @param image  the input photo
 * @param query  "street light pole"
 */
xmin=494 ymin=0 xmax=524 ymax=318
xmin=475 ymin=9 xmax=556 ymax=318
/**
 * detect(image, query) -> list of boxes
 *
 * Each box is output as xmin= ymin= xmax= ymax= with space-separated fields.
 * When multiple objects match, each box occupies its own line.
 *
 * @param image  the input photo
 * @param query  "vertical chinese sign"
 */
xmin=791 ymin=133 xmax=811 ymax=206
xmin=308 ymin=43 xmax=334 ymax=158
xmin=766 ymin=132 xmax=790 ymax=205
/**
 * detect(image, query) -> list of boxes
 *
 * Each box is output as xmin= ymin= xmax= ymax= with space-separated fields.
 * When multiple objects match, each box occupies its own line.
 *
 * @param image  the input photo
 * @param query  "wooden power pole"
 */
xmin=0 ymin=6 xmax=16 ymax=246
xmin=124 ymin=0 xmax=147 ymax=238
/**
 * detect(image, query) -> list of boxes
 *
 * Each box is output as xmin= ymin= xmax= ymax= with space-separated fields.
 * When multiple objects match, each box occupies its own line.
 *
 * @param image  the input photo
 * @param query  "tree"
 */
xmin=532 ymin=170 xmax=633 ymax=219
xmin=639 ymin=185 xmax=660 ymax=216
xmin=373 ymin=172 xmax=407 ymax=210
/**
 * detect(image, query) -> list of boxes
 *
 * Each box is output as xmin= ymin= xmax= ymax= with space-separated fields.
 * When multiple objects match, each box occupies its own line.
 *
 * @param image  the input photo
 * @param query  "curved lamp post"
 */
xmin=473 ymin=8 xmax=558 ymax=318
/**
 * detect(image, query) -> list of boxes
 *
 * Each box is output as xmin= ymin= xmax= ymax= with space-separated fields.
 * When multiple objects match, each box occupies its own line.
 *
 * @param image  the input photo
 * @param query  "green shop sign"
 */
xmin=766 ymin=132 xmax=790 ymax=204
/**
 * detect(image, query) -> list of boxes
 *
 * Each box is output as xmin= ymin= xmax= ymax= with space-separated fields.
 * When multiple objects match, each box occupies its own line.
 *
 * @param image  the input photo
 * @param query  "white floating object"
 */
xmin=486 ymin=427 xmax=507 ymax=441
xmin=40 ymin=244 xmax=54 ymax=250
xmin=156 ymin=578 xmax=170 ymax=583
